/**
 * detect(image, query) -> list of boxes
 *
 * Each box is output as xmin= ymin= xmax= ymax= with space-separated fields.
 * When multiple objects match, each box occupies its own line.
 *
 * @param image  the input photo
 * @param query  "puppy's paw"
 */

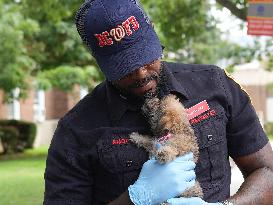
xmin=156 ymin=145 xmax=179 ymax=163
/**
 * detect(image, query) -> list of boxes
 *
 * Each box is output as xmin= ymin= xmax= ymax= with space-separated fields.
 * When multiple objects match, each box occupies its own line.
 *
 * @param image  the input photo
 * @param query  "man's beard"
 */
xmin=111 ymin=63 xmax=165 ymax=102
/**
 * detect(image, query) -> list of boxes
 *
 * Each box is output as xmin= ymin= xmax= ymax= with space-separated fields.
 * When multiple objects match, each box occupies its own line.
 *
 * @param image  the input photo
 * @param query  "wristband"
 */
xmin=221 ymin=200 xmax=234 ymax=205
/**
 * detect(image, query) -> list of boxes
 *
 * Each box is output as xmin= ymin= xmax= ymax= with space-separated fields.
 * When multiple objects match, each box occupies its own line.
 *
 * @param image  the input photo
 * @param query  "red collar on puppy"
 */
xmin=158 ymin=133 xmax=173 ymax=143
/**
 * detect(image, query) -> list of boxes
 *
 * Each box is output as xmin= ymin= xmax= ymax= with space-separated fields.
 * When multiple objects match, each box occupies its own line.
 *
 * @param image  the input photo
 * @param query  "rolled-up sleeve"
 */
xmin=220 ymin=70 xmax=269 ymax=158
xmin=43 ymin=120 xmax=93 ymax=205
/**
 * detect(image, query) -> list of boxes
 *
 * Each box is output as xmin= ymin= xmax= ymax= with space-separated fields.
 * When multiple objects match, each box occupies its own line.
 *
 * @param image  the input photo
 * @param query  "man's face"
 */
xmin=111 ymin=60 xmax=161 ymax=98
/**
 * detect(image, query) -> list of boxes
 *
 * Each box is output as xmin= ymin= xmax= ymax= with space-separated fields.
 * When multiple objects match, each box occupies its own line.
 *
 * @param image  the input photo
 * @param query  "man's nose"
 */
xmin=131 ymin=66 xmax=147 ymax=79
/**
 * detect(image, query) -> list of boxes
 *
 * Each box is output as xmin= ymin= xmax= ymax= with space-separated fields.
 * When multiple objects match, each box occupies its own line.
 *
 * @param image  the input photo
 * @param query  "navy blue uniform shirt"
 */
xmin=43 ymin=62 xmax=269 ymax=205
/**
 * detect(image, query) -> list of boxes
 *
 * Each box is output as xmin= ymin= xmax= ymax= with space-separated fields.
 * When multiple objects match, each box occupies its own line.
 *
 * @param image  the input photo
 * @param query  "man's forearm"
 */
xmin=108 ymin=190 xmax=134 ymax=205
xmin=228 ymin=167 xmax=273 ymax=205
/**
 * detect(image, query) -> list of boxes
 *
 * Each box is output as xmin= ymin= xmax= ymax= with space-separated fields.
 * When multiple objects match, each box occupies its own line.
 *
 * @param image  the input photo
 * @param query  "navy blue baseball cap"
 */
xmin=75 ymin=0 xmax=162 ymax=81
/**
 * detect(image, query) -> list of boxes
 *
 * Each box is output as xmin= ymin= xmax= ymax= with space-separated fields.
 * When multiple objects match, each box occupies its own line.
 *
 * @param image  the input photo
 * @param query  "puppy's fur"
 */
xmin=130 ymin=94 xmax=203 ymax=203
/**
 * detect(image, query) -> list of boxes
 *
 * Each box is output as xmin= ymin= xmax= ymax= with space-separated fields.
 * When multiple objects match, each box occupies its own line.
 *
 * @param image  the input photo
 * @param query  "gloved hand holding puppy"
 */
xmin=128 ymin=152 xmax=221 ymax=205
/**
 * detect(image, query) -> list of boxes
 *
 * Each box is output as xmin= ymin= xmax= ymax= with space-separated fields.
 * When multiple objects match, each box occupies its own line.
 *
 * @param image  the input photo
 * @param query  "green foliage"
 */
xmin=36 ymin=65 xmax=104 ymax=92
xmin=141 ymin=0 xmax=253 ymax=66
xmin=0 ymin=120 xmax=37 ymax=154
xmin=0 ymin=3 xmax=39 ymax=102
xmin=265 ymin=122 xmax=273 ymax=140
xmin=263 ymin=40 xmax=273 ymax=72
xmin=172 ymin=19 xmax=233 ymax=64
xmin=0 ymin=127 xmax=18 ymax=154
xmin=216 ymin=0 xmax=273 ymax=69
xmin=20 ymin=0 xmax=94 ymax=70
xmin=1 ymin=0 xmax=271 ymax=101
xmin=267 ymin=83 xmax=273 ymax=94
xmin=15 ymin=121 xmax=37 ymax=149
xmin=142 ymin=0 xmax=207 ymax=52
xmin=225 ymin=66 xmax=235 ymax=74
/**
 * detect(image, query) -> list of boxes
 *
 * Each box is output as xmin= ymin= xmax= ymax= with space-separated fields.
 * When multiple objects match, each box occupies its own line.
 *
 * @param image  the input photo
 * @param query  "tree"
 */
xmin=215 ymin=0 xmax=247 ymax=21
xmin=215 ymin=0 xmax=273 ymax=71
xmin=0 ymin=0 xmax=103 ymax=102
xmin=0 ymin=2 xmax=39 ymax=102
xmin=1 ymin=0 xmax=261 ymax=102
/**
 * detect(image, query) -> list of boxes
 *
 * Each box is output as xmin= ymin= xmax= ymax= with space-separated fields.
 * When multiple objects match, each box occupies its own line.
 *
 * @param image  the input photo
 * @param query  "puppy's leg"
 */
xmin=181 ymin=181 xmax=203 ymax=198
xmin=156 ymin=145 xmax=179 ymax=164
xmin=129 ymin=132 xmax=154 ymax=153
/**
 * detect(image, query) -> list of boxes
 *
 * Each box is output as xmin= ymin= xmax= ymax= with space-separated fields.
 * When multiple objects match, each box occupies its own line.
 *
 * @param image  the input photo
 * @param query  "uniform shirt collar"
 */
xmin=106 ymin=81 xmax=143 ymax=123
xmin=161 ymin=61 xmax=189 ymax=100
xmin=106 ymin=61 xmax=189 ymax=123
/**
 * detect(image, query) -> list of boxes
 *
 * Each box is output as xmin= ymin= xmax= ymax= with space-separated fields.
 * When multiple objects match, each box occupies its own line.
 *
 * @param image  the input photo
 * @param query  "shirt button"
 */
xmin=126 ymin=160 xmax=133 ymax=167
xmin=207 ymin=135 xmax=213 ymax=141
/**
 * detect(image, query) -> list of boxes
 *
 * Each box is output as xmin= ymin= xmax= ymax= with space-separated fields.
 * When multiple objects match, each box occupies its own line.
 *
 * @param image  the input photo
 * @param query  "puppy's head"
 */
xmin=156 ymin=94 xmax=189 ymax=134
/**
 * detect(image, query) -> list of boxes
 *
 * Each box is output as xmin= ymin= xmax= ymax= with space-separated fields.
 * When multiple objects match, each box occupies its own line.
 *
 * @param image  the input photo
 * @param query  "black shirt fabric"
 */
xmin=43 ymin=62 xmax=269 ymax=205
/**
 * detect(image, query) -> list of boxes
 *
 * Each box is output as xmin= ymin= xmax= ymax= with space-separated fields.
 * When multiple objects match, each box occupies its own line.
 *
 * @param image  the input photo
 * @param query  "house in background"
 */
xmin=231 ymin=62 xmax=273 ymax=125
xmin=0 ymin=86 xmax=88 ymax=147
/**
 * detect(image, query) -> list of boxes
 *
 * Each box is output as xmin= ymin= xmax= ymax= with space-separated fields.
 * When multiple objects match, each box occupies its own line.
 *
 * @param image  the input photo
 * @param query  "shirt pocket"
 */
xmin=194 ymin=116 xmax=228 ymax=190
xmin=96 ymin=128 xmax=149 ymax=188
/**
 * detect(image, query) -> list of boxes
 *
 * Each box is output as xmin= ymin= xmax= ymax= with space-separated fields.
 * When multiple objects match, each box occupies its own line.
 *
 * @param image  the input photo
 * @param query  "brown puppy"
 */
xmin=130 ymin=94 xmax=203 ymax=204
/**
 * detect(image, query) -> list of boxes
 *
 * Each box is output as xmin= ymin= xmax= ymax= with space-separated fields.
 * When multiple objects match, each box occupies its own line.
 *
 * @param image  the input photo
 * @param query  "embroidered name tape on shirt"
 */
xmin=95 ymin=16 xmax=140 ymax=48
xmin=112 ymin=138 xmax=129 ymax=145
xmin=190 ymin=110 xmax=216 ymax=125
xmin=186 ymin=100 xmax=210 ymax=120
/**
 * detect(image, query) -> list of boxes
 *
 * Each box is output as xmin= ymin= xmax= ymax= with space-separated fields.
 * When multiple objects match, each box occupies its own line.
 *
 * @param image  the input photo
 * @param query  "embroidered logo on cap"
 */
xmin=95 ymin=16 xmax=140 ymax=47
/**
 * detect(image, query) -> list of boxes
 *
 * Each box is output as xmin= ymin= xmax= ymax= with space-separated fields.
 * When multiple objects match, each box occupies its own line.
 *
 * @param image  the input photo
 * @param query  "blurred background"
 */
xmin=0 ymin=0 xmax=272 ymax=204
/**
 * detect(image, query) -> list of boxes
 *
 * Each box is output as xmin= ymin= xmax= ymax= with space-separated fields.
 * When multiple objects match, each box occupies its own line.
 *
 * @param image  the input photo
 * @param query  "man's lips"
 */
xmin=131 ymin=80 xmax=156 ymax=94
xmin=128 ymin=74 xmax=158 ymax=89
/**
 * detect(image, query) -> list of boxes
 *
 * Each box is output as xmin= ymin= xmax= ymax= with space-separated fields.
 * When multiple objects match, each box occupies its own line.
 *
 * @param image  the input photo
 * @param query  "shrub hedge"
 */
xmin=0 ymin=120 xmax=37 ymax=154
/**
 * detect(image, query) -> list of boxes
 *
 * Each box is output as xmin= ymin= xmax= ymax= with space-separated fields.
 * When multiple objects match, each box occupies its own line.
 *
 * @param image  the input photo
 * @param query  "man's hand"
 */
xmin=167 ymin=197 xmax=221 ymax=205
xmin=128 ymin=152 xmax=196 ymax=205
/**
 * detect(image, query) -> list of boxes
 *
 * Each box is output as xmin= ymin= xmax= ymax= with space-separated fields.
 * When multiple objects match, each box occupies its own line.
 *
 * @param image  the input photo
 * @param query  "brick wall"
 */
xmin=45 ymin=87 xmax=81 ymax=120
xmin=244 ymin=85 xmax=267 ymax=123
xmin=20 ymin=89 xmax=35 ymax=121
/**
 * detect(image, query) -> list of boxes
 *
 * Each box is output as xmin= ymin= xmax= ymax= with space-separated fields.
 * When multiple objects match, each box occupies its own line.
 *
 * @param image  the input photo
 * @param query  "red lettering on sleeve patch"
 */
xmin=186 ymin=100 xmax=210 ymax=120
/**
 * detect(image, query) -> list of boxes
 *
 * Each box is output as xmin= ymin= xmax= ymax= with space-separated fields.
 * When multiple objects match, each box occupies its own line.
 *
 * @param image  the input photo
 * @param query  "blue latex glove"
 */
xmin=128 ymin=152 xmax=196 ymax=205
xmin=167 ymin=197 xmax=222 ymax=205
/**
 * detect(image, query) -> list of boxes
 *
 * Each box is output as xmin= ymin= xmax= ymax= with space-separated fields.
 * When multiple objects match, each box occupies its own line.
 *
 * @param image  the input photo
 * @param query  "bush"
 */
xmin=0 ymin=120 xmax=37 ymax=154
xmin=264 ymin=122 xmax=273 ymax=139
xmin=0 ymin=127 xmax=18 ymax=154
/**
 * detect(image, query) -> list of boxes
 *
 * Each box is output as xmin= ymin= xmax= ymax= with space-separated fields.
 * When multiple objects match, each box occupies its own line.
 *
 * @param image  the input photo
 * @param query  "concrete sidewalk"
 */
xmin=230 ymin=141 xmax=273 ymax=195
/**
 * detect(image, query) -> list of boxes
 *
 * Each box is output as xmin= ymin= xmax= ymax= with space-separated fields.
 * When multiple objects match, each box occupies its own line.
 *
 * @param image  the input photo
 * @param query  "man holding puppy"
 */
xmin=43 ymin=0 xmax=273 ymax=204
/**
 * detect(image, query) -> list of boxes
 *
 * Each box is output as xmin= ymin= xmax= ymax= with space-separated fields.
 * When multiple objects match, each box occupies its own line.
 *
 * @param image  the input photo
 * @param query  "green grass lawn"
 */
xmin=0 ymin=137 xmax=272 ymax=205
xmin=0 ymin=147 xmax=48 ymax=205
